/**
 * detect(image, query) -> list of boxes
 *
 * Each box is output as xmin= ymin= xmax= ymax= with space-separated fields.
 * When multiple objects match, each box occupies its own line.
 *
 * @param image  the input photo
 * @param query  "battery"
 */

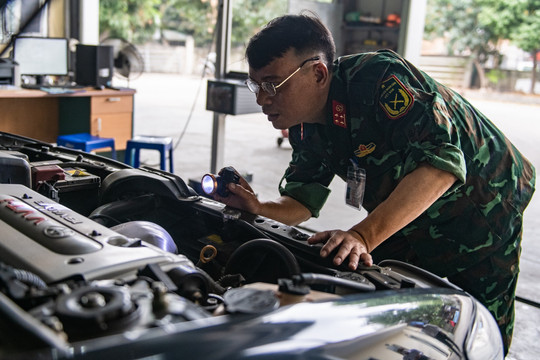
xmin=30 ymin=165 xmax=100 ymax=216
xmin=54 ymin=168 xmax=101 ymax=216
xmin=55 ymin=168 xmax=100 ymax=192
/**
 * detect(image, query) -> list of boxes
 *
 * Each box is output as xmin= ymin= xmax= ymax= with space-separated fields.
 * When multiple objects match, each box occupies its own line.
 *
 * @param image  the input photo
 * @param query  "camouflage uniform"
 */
xmin=279 ymin=50 xmax=535 ymax=352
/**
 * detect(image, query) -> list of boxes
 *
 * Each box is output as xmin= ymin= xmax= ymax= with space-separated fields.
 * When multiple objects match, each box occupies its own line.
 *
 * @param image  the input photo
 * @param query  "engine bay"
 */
xmin=0 ymin=132 xmax=457 ymax=357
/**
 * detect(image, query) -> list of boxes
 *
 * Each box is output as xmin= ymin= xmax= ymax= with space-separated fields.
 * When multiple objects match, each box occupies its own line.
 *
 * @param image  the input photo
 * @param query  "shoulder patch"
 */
xmin=379 ymin=75 xmax=414 ymax=119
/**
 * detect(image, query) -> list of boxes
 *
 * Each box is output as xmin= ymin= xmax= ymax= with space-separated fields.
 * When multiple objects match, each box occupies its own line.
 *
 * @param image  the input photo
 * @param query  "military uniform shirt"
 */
xmin=279 ymin=50 xmax=535 ymax=276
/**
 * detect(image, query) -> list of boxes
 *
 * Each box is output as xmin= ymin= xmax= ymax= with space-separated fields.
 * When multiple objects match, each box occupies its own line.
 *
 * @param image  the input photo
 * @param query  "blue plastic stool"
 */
xmin=57 ymin=133 xmax=116 ymax=159
xmin=125 ymin=135 xmax=174 ymax=172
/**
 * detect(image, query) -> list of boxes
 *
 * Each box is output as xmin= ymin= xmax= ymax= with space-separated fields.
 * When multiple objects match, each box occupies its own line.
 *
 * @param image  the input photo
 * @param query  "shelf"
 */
xmin=344 ymin=24 xmax=400 ymax=32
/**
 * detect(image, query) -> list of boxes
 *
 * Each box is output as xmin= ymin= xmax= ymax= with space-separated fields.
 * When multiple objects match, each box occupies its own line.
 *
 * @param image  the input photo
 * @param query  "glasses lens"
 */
xmin=245 ymin=79 xmax=259 ymax=94
xmin=261 ymin=82 xmax=277 ymax=96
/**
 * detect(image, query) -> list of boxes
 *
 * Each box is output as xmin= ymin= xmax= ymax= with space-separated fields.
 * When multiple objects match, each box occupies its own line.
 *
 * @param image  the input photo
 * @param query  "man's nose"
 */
xmin=256 ymin=90 xmax=271 ymax=106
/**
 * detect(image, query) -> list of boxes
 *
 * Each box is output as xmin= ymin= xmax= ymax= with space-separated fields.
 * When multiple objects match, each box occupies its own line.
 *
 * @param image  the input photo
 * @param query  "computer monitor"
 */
xmin=12 ymin=37 xmax=69 ymax=78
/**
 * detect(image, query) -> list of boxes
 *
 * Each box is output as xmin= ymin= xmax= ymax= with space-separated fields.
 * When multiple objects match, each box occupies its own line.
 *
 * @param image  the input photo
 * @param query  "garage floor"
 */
xmin=126 ymin=73 xmax=540 ymax=359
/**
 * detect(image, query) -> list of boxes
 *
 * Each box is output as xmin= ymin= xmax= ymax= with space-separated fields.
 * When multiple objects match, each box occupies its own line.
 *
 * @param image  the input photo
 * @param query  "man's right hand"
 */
xmin=211 ymin=168 xmax=311 ymax=226
xmin=213 ymin=174 xmax=262 ymax=214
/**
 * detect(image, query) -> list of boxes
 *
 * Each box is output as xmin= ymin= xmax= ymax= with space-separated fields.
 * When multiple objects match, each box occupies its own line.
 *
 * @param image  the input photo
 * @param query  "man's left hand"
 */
xmin=308 ymin=230 xmax=373 ymax=270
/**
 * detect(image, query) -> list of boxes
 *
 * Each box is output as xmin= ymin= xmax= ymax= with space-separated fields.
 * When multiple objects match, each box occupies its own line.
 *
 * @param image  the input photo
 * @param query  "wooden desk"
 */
xmin=0 ymin=87 xmax=136 ymax=149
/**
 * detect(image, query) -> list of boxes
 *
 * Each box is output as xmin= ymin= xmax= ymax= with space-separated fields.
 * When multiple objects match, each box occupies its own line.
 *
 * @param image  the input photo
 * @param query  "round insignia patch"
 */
xmin=379 ymin=75 xmax=414 ymax=119
xmin=354 ymin=143 xmax=376 ymax=158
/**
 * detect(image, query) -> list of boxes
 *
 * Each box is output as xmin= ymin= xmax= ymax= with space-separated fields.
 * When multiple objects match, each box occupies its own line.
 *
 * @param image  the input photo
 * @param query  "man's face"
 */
xmin=248 ymin=50 xmax=326 ymax=130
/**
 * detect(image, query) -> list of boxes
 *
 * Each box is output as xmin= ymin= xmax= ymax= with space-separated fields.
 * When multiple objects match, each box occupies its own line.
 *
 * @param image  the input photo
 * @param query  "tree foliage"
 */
xmin=509 ymin=1 xmax=540 ymax=93
xmin=424 ymin=0 xmax=497 ymax=61
xmin=425 ymin=0 xmax=540 ymax=92
xmin=231 ymin=0 xmax=287 ymax=47
xmin=99 ymin=0 xmax=161 ymax=43
xmin=160 ymin=0 xmax=216 ymax=46
xmin=100 ymin=0 xmax=287 ymax=47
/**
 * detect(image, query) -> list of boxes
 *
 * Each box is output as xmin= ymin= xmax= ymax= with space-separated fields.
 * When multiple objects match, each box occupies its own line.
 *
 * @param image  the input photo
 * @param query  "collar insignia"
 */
xmin=355 ymin=143 xmax=376 ymax=158
xmin=332 ymin=100 xmax=347 ymax=128
xmin=379 ymin=75 xmax=414 ymax=119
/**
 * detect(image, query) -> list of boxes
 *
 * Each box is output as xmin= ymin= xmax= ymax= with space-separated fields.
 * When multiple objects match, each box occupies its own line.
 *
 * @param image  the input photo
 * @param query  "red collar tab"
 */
xmin=332 ymin=100 xmax=347 ymax=128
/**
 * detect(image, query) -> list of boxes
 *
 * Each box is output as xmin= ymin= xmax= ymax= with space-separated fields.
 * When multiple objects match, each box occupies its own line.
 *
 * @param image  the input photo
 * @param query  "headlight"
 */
xmin=465 ymin=302 xmax=504 ymax=360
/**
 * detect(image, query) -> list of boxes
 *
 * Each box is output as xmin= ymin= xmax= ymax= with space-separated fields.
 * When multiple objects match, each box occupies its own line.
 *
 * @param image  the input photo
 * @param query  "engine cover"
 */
xmin=0 ymin=184 xmax=194 ymax=284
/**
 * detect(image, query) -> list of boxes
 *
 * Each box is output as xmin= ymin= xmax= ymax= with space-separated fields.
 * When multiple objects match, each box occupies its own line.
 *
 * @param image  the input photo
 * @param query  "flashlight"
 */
xmin=201 ymin=166 xmax=240 ymax=197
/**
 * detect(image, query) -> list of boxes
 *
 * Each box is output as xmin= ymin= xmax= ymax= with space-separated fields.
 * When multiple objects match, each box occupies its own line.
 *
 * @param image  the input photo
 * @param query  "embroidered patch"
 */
xmin=354 ymin=143 xmax=376 ymax=158
xmin=379 ymin=75 xmax=414 ymax=119
xmin=332 ymin=100 xmax=347 ymax=128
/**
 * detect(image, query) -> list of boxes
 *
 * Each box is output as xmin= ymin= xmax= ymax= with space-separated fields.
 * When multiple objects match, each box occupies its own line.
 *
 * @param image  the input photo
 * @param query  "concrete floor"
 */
xmin=122 ymin=72 xmax=540 ymax=359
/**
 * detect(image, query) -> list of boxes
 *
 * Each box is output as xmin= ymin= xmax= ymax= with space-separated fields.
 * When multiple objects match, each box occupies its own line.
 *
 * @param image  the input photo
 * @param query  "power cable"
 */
xmin=516 ymin=295 xmax=540 ymax=309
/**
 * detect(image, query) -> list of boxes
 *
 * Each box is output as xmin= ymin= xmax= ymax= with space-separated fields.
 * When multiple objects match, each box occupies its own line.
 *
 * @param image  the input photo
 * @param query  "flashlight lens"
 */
xmin=201 ymin=174 xmax=217 ymax=195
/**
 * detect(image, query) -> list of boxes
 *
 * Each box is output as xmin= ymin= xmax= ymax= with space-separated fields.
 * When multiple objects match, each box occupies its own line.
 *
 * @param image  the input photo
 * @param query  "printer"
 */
xmin=0 ymin=58 xmax=19 ymax=86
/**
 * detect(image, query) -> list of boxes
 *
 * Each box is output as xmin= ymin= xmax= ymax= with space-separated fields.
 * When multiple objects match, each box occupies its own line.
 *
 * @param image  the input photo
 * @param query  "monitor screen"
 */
xmin=13 ymin=37 xmax=69 ymax=76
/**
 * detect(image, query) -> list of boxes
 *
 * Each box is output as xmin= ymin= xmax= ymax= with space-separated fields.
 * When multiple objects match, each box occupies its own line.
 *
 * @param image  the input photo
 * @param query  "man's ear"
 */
xmin=313 ymin=62 xmax=329 ymax=85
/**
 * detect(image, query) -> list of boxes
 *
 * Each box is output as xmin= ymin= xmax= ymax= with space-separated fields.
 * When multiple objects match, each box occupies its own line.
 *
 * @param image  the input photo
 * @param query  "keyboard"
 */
xmin=21 ymin=83 xmax=85 ymax=90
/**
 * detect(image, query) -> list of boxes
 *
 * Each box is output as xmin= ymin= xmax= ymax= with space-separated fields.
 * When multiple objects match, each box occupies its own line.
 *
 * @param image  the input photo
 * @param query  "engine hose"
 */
xmin=0 ymin=262 xmax=47 ymax=290
xmin=89 ymin=194 xmax=158 ymax=226
xmin=13 ymin=268 xmax=47 ymax=290
xmin=224 ymin=239 xmax=301 ymax=284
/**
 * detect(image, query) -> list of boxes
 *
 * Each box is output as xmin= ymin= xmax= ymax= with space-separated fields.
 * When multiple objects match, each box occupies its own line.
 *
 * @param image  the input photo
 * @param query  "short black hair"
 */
xmin=246 ymin=13 xmax=336 ymax=70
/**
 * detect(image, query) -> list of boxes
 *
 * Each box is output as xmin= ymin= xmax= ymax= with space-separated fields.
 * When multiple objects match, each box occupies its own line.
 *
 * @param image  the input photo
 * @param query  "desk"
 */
xmin=0 ymin=88 xmax=136 ymax=149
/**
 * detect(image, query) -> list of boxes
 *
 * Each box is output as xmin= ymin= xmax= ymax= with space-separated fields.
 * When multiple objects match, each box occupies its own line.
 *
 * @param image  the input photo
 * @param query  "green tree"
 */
xmin=101 ymin=0 xmax=287 ymax=48
xmin=478 ymin=0 xmax=540 ymax=93
xmin=426 ymin=0 xmax=540 ymax=93
xmin=424 ymin=0 xmax=498 ymax=88
xmin=160 ymin=0 xmax=216 ymax=46
xmin=99 ymin=0 xmax=161 ymax=44
xmin=231 ymin=0 xmax=287 ymax=47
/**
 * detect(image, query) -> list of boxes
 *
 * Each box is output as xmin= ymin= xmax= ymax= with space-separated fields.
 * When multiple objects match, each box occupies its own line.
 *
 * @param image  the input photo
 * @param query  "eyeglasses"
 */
xmin=245 ymin=56 xmax=320 ymax=96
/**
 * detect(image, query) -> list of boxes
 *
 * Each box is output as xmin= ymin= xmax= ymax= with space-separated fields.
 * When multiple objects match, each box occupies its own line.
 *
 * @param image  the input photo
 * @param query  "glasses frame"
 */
xmin=246 ymin=56 xmax=320 ymax=97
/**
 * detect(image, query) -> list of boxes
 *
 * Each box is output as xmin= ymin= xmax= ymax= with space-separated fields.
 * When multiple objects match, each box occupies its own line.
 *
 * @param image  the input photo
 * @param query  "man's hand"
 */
xmin=211 ymin=168 xmax=312 ymax=226
xmin=213 ymin=172 xmax=261 ymax=214
xmin=308 ymin=230 xmax=373 ymax=270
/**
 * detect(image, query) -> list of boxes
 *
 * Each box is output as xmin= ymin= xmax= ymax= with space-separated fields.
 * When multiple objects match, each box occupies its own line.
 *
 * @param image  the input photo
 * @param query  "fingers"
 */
xmin=227 ymin=182 xmax=253 ymax=200
xmin=360 ymin=252 xmax=373 ymax=267
xmin=308 ymin=230 xmax=372 ymax=270
xmin=237 ymin=177 xmax=254 ymax=192
xmin=215 ymin=182 xmax=261 ymax=215
xmin=212 ymin=183 xmax=245 ymax=206
xmin=307 ymin=230 xmax=333 ymax=245
xmin=218 ymin=167 xmax=254 ymax=192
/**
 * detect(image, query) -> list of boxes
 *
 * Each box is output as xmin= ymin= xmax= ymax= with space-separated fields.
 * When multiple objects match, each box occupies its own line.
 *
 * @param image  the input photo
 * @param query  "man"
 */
xmin=213 ymin=14 xmax=535 ymax=353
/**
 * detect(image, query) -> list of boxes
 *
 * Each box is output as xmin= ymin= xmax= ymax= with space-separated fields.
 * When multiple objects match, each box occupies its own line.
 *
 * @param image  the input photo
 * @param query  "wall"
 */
xmin=418 ymin=55 xmax=472 ymax=89
xmin=139 ymin=40 xmax=195 ymax=75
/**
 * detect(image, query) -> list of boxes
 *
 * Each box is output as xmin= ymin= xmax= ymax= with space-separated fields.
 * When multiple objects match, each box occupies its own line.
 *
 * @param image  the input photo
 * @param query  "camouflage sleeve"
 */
xmin=376 ymin=59 xmax=467 ymax=192
xmin=278 ymin=124 xmax=334 ymax=218
xmin=279 ymin=178 xmax=331 ymax=218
